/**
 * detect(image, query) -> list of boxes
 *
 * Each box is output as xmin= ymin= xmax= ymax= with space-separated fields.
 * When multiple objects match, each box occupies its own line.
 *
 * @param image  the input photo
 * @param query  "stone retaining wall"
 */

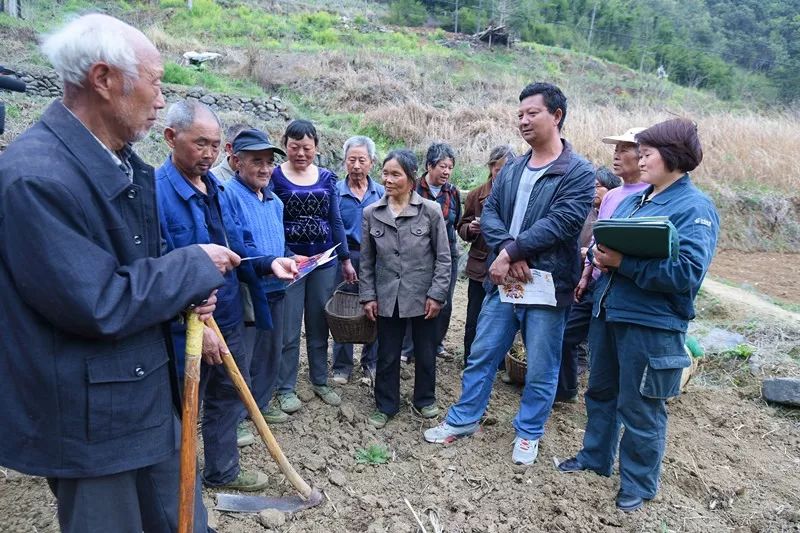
xmin=10 ymin=67 xmax=291 ymax=122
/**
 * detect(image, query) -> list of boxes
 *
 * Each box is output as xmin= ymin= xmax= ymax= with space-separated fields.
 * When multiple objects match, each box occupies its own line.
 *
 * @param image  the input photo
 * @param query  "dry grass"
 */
xmin=247 ymin=48 xmax=799 ymax=195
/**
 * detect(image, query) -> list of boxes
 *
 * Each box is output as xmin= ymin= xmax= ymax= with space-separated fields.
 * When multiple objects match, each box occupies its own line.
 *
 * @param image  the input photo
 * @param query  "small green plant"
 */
xmin=355 ymin=444 xmax=390 ymax=465
xmin=724 ymin=343 xmax=755 ymax=360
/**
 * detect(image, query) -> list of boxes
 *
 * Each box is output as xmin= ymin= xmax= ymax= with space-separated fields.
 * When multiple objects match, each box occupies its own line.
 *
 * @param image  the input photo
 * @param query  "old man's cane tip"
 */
xmin=178 ymin=313 xmax=204 ymax=533
xmin=207 ymin=317 xmax=322 ymax=505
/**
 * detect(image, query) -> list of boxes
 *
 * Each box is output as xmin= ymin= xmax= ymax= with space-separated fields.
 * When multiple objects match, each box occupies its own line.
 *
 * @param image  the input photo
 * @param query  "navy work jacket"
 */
xmin=156 ymin=156 xmax=277 ymax=332
xmin=593 ymin=174 xmax=720 ymax=332
xmin=481 ymin=140 xmax=595 ymax=307
xmin=0 ymin=101 xmax=223 ymax=477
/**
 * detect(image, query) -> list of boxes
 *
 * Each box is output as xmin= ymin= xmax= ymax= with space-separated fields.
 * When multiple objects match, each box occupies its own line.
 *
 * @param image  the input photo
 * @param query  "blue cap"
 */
xmin=232 ymin=129 xmax=286 ymax=156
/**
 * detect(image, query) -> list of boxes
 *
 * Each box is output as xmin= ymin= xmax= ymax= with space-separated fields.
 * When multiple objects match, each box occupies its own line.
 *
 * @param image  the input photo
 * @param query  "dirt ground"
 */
xmin=2 ymin=253 xmax=800 ymax=533
xmin=709 ymin=250 xmax=799 ymax=305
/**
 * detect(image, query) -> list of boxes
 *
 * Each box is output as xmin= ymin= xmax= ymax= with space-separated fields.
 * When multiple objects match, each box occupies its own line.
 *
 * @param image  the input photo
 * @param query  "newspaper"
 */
xmin=498 ymin=268 xmax=557 ymax=306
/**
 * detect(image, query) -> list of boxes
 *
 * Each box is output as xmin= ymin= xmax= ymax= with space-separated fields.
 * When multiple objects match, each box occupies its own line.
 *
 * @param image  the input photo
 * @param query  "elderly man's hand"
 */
xmin=201 ymin=325 xmax=225 ymax=365
xmin=194 ymin=290 xmax=218 ymax=321
xmin=198 ymin=244 xmax=241 ymax=274
xmin=271 ymin=257 xmax=299 ymax=281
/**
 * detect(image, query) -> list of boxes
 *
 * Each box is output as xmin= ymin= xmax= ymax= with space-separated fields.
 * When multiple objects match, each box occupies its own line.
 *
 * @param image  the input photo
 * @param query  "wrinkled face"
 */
xmin=114 ymin=46 xmax=165 ymax=143
xmin=638 ymin=144 xmax=669 ymax=186
xmin=235 ymin=149 xmax=276 ymax=192
xmin=427 ymin=158 xmax=454 ymax=187
xmin=382 ymin=158 xmax=413 ymax=199
xmin=489 ymin=157 xmax=507 ymax=181
xmin=594 ymin=180 xmax=609 ymax=208
xmin=612 ymin=142 xmax=640 ymax=181
xmin=166 ymin=113 xmax=221 ymax=180
xmin=285 ymin=135 xmax=316 ymax=170
xmin=345 ymin=145 xmax=373 ymax=182
xmin=518 ymin=94 xmax=561 ymax=147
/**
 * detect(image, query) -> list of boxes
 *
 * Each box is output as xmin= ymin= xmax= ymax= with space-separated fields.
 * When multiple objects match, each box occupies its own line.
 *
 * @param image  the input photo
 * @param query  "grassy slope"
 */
xmin=2 ymin=0 xmax=799 ymax=250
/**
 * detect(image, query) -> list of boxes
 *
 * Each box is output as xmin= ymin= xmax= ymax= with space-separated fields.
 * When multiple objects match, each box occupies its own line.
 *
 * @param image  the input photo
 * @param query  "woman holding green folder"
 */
xmin=556 ymin=118 xmax=720 ymax=512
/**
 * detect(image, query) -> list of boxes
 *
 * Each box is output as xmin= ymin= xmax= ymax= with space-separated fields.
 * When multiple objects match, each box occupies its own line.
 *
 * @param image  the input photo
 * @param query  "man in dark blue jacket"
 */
xmin=157 ymin=100 xmax=296 ymax=492
xmin=425 ymin=83 xmax=595 ymax=466
xmin=0 ymin=14 xmax=239 ymax=532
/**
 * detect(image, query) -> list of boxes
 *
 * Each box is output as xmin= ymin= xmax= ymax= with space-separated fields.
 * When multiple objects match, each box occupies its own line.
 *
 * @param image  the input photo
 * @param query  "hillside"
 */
xmin=1 ymin=0 xmax=799 ymax=251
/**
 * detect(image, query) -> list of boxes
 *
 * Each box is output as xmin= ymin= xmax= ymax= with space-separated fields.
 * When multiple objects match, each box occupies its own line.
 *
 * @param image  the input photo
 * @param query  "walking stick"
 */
xmin=178 ymin=313 xmax=204 ymax=533
xmin=207 ymin=317 xmax=322 ymax=504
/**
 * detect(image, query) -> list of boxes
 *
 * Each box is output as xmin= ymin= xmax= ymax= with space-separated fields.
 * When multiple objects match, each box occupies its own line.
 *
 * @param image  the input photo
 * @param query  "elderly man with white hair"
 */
xmin=0 ymin=14 xmax=238 ymax=532
xmin=330 ymin=135 xmax=384 ymax=385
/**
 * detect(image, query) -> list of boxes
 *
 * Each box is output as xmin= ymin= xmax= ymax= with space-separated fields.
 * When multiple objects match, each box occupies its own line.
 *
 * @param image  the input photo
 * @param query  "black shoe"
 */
xmin=615 ymin=490 xmax=645 ymax=512
xmin=557 ymin=456 xmax=588 ymax=473
xmin=554 ymin=394 xmax=578 ymax=404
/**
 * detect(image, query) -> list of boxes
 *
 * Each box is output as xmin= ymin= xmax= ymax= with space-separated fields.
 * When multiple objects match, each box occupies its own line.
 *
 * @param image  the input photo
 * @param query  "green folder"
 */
xmin=592 ymin=216 xmax=679 ymax=260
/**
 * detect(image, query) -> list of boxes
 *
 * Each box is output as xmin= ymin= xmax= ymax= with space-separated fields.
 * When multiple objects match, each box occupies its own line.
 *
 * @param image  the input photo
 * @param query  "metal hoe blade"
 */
xmin=215 ymin=489 xmax=324 ymax=514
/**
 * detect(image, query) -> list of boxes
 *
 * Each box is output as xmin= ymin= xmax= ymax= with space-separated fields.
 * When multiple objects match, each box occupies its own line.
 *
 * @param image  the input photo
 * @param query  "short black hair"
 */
xmin=636 ymin=118 xmax=703 ymax=173
xmin=424 ymin=142 xmax=455 ymax=170
xmin=519 ymin=82 xmax=567 ymax=130
xmin=595 ymin=166 xmax=622 ymax=189
xmin=383 ymin=149 xmax=418 ymax=187
xmin=282 ymin=119 xmax=319 ymax=147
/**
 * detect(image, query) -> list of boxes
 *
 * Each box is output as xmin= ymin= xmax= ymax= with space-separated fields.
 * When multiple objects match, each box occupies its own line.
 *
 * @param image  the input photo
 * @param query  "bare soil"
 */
xmin=709 ymin=250 xmax=800 ymax=305
xmin=2 ymin=269 xmax=800 ymax=533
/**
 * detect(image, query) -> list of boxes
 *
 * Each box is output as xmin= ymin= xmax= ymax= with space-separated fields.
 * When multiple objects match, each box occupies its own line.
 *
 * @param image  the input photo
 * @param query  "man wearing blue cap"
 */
xmin=222 ymin=129 xmax=298 ymax=424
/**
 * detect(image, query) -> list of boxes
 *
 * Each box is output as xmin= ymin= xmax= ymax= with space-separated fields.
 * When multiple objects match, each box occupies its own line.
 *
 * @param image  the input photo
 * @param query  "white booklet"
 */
xmin=498 ymin=269 xmax=557 ymax=306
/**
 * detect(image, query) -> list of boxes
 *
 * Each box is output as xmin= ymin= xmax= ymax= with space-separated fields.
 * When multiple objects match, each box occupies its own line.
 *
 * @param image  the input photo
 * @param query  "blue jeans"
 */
xmin=577 ymin=319 xmax=688 ymax=499
xmin=446 ymin=291 xmax=568 ymax=440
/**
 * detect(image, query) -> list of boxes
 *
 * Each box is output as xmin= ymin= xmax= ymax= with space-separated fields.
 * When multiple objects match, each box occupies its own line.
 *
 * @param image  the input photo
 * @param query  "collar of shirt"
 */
xmin=63 ymin=106 xmax=134 ymax=181
xmin=234 ymin=174 xmax=273 ymax=201
xmin=338 ymin=175 xmax=378 ymax=200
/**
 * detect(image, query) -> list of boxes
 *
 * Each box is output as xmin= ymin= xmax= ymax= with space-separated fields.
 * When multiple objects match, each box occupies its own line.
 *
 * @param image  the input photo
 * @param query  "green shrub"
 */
xmin=312 ymin=27 xmax=340 ymax=45
xmin=162 ymin=61 xmax=196 ymax=85
xmin=386 ymin=0 xmax=427 ymax=27
xmin=159 ymin=0 xmax=185 ymax=7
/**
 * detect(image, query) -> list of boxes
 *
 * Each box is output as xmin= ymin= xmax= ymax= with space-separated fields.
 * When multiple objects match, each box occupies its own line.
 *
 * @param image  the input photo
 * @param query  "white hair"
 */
xmin=343 ymin=135 xmax=377 ymax=162
xmin=165 ymin=99 xmax=221 ymax=132
xmin=40 ymin=14 xmax=142 ymax=90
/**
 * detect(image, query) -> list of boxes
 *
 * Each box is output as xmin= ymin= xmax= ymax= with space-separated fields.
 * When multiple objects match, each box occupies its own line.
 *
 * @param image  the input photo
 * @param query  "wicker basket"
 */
xmin=504 ymin=333 xmax=527 ymax=384
xmin=325 ymin=282 xmax=377 ymax=344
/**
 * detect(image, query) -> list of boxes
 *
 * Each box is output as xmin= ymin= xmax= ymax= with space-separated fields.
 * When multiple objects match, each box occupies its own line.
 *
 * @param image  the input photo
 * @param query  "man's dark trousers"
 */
xmin=556 ymin=281 xmax=595 ymax=401
xmin=246 ymin=294 xmax=286 ymax=411
xmin=47 ymin=442 xmax=211 ymax=533
xmin=200 ymin=322 xmax=249 ymax=485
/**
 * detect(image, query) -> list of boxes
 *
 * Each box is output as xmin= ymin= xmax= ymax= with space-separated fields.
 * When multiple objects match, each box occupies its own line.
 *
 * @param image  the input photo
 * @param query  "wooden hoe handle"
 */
xmin=178 ymin=313 xmax=204 ymax=533
xmin=207 ymin=317 xmax=315 ymax=499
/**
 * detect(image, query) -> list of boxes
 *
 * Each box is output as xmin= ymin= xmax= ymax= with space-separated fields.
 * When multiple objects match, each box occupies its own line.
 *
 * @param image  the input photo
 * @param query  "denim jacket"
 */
xmin=593 ymin=174 xmax=720 ymax=332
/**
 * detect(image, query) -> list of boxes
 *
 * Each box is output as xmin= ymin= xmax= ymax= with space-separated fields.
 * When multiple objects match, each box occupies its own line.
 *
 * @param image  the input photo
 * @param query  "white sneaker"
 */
xmin=512 ymin=437 xmax=539 ymax=465
xmin=331 ymin=373 xmax=348 ymax=385
xmin=423 ymin=421 xmax=479 ymax=444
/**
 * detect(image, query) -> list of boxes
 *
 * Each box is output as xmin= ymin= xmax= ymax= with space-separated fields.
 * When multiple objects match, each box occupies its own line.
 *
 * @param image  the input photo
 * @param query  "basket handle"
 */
xmin=335 ymin=280 xmax=360 ymax=294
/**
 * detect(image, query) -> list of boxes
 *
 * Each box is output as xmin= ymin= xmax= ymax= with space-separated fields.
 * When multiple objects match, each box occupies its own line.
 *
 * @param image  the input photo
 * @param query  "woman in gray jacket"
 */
xmin=360 ymin=149 xmax=452 ymax=429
